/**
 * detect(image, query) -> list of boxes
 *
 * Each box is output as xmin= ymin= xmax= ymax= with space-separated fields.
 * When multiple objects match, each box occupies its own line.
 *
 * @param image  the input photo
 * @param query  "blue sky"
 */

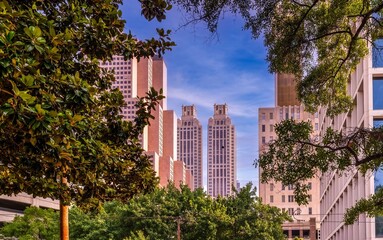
xmin=122 ymin=0 xmax=275 ymax=189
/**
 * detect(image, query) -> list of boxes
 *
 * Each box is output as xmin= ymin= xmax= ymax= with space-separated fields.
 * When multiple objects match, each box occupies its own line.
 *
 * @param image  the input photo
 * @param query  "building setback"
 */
xmin=207 ymin=104 xmax=237 ymax=197
xmin=177 ymin=105 xmax=203 ymax=189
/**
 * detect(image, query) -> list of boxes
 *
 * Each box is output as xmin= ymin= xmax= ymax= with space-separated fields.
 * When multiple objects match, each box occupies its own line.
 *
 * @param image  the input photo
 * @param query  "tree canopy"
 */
xmin=0 ymin=207 xmax=59 ymax=240
xmin=0 ymin=184 xmax=290 ymax=240
xmin=0 ymin=0 xmax=174 ymax=208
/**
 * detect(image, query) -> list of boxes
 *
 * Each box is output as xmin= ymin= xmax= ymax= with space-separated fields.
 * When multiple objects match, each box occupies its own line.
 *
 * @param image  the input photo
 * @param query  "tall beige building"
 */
xmin=207 ymin=104 xmax=237 ymax=197
xmin=319 ymin=44 xmax=383 ymax=240
xmin=177 ymin=105 xmax=203 ymax=189
xmin=258 ymin=74 xmax=320 ymax=239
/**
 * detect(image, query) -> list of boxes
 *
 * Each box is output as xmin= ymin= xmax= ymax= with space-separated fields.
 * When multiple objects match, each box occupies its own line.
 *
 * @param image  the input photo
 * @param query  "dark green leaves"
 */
xmin=0 ymin=0 xmax=173 ymax=209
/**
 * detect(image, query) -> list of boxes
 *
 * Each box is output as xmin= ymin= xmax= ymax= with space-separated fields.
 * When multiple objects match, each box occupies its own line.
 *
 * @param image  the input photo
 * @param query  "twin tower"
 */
xmin=178 ymin=104 xmax=236 ymax=197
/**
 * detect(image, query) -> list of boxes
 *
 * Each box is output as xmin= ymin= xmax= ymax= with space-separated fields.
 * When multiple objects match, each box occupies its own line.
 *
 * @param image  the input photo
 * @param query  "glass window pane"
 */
xmin=374 ymin=119 xmax=383 ymax=128
xmin=375 ymin=169 xmax=383 ymax=237
xmin=373 ymin=39 xmax=383 ymax=68
xmin=373 ymin=78 xmax=383 ymax=109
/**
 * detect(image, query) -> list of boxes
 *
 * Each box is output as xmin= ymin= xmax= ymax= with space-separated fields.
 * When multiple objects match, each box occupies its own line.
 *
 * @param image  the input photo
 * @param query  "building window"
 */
xmin=270 ymin=195 xmax=274 ymax=203
xmin=261 ymin=113 xmax=266 ymax=120
xmin=308 ymin=195 xmax=312 ymax=202
xmin=308 ymin=207 xmax=312 ymax=215
xmin=375 ymin=169 xmax=383 ymax=237
xmin=288 ymin=184 xmax=294 ymax=190
xmin=315 ymin=123 xmax=319 ymax=131
xmin=296 ymin=208 xmax=301 ymax=215
xmin=373 ymin=39 xmax=383 ymax=68
xmin=288 ymin=195 xmax=294 ymax=202
xmin=308 ymin=182 xmax=312 ymax=190
xmin=270 ymin=124 xmax=274 ymax=132
xmin=374 ymin=119 xmax=383 ymax=128
xmin=262 ymin=125 xmax=266 ymax=132
xmin=288 ymin=208 xmax=294 ymax=215
xmin=269 ymin=112 xmax=273 ymax=119
xmin=374 ymin=78 xmax=383 ymax=109
xmin=270 ymin=183 xmax=274 ymax=191
xmin=282 ymin=195 xmax=285 ymax=202
xmin=262 ymin=137 xmax=266 ymax=144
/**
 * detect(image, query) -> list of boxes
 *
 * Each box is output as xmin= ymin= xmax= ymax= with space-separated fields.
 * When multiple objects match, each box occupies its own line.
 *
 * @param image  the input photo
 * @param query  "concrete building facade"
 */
xmin=177 ymin=105 xmax=203 ymax=189
xmin=258 ymin=106 xmax=320 ymax=239
xmin=207 ymin=104 xmax=237 ymax=197
xmin=258 ymin=73 xmax=321 ymax=239
xmin=319 ymin=44 xmax=383 ymax=240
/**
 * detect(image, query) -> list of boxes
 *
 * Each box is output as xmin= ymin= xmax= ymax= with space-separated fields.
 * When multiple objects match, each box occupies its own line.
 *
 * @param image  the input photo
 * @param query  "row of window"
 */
xmin=269 ymin=194 xmax=312 ymax=203
xmin=270 ymin=183 xmax=312 ymax=191
xmin=103 ymin=60 xmax=131 ymax=65
xmin=281 ymin=207 xmax=312 ymax=215
xmin=114 ymin=80 xmax=131 ymax=84
xmin=114 ymin=75 xmax=129 ymax=80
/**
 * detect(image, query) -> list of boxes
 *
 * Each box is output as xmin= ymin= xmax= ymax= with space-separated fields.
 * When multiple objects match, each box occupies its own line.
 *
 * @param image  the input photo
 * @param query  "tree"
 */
xmin=258 ymin=119 xmax=383 ymax=224
xmin=1 ymin=185 xmax=289 ymax=239
xmin=116 ymin=183 xmax=289 ymax=240
xmin=0 ymin=207 xmax=59 ymax=240
xmin=221 ymin=184 xmax=290 ymax=240
xmin=0 ymin=0 xmax=174 ymax=239
xmin=169 ymin=0 xmax=383 ymax=223
xmin=52 ymin=184 xmax=288 ymax=239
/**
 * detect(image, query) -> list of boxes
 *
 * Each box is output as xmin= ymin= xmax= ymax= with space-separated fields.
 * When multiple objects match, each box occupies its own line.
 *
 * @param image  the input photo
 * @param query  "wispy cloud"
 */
xmin=123 ymin=0 xmax=275 ymax=189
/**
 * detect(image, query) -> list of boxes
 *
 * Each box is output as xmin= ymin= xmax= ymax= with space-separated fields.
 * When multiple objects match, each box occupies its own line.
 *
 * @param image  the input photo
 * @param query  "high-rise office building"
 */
xmin=100 ymin=56 xmax=192 ymax=188
xmin=207 ymin=104 xmax=236 ymax=197
xmin=177 ymin=105 xmax=203 ymax=189
xmin=258 ymin=73 xmax=320 ymax=240
xmin=319 ymin=44 xmax=383 ymax=240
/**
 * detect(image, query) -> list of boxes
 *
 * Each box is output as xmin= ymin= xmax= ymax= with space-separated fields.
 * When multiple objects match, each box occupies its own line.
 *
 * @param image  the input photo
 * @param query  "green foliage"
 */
xmin=172 ymin=0 xmax=383 ymax=115
xmin=0 ymin=0 xmax=174 ymax=208
xmin=3 ymin=185 xmax=289 ymax=239
xmin=258 ymin=120 xmax=383 ymax=223
xmin=0 ymin=207 xmax=59 ymax=240
xmin=111 ymin=183 xmax=289 ymax=240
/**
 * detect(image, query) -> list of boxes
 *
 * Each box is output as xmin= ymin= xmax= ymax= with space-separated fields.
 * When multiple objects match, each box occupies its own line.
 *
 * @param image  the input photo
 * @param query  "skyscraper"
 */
xmin=177 ymin=105 xmax=203 ymax=189
xmin=99 ymin=56 xmax=193 ymax=188
xmin=207 ymin=104 xmax=236 ymax=197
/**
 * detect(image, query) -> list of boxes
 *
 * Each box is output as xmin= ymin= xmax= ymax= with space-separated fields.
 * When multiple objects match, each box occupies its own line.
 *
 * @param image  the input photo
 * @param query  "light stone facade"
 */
xmin=207 ymin=104 xmax=237 ymax=197
xmin=258 ymin=73 xmax=320 ymax=239
xmin=319 ymin=45 xmax=383 ymax=240
xmin=177 ymin=105 xmax=203 ymax=189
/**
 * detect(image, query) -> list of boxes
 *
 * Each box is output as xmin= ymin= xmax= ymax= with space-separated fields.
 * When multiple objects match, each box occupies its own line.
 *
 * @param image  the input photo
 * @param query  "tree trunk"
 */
xmin=60 ymin=202 xmax=69 ymax=240
xmin=60 ymin=177 xmax=69 ymax=240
